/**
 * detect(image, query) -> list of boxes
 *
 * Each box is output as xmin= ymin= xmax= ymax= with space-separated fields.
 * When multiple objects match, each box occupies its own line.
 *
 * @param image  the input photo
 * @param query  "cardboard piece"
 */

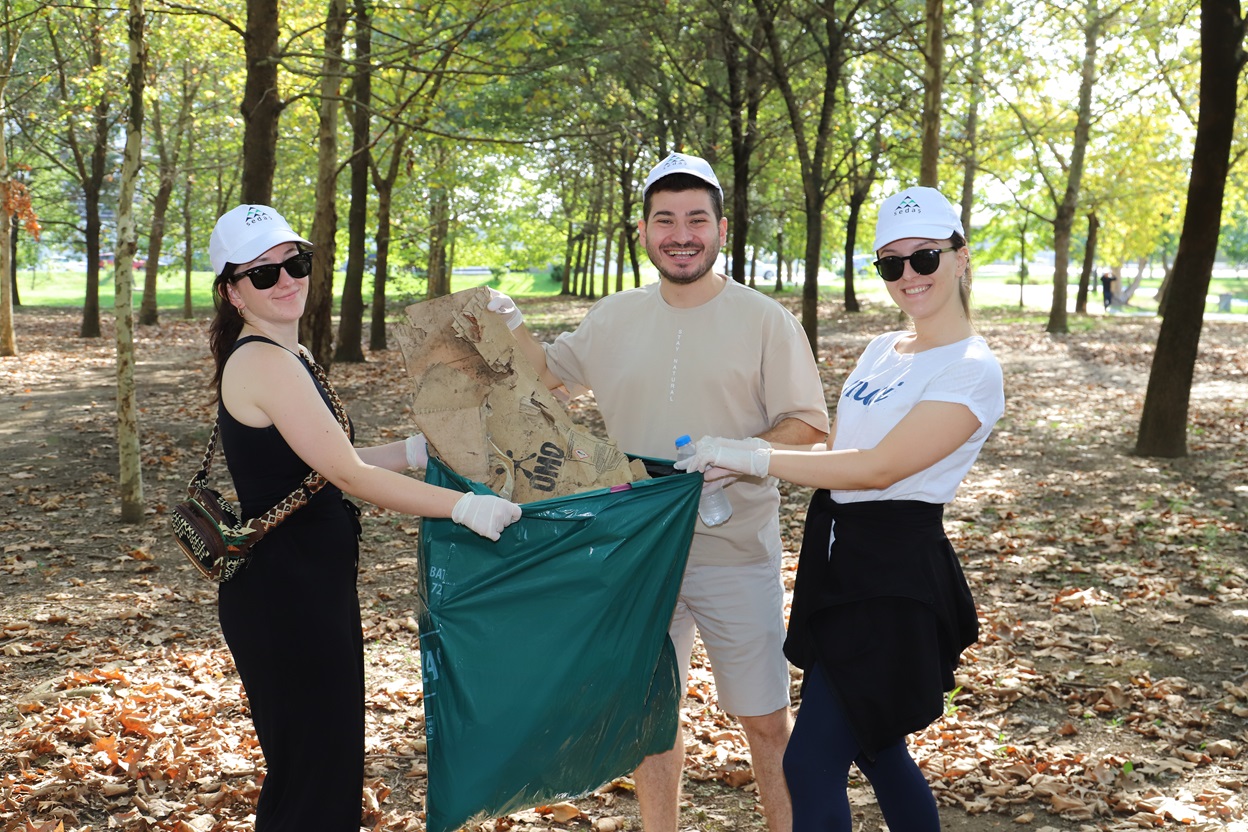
xmin=397 ymin=287 xmax=639 ymax=503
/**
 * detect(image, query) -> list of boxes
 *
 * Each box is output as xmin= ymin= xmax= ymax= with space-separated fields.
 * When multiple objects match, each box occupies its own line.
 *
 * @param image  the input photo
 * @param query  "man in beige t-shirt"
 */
xmin=488 ymin=152 xmax=828 ymax=832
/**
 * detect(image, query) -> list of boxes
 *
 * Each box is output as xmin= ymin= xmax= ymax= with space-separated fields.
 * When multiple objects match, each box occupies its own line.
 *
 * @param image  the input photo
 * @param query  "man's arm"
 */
xmin=509 ymin=323 xmax=565 ymax=392
xmin=758 ymin=416 xmax=827 ymax=448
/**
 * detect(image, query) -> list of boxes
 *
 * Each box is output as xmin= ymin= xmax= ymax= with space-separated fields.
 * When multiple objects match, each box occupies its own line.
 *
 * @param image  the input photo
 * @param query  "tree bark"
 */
xmin=0 ymin=144 xmax=13 ymax=358
xmin=370 ymin=179 xmax=393 ymax=351
xmin=920 ymin=0 xmax=944 ymax=187
xmin=182 ymin=122 xmax=195 ymax=319
xmin=959 ymin=0 xmax=983 ymax=237
xmin=334 ymin=0 xmax=372 ymax=363
xmin=427 ymin=185 xmax=450 ymax=298
xmin=301 ymin=0 xmax=348 ymax=367
xmin=1136 ymin=0 xmax=1246 ymax=458
xmin=1076 ymin=211 xmax=1098 ymax=314
xmin=115 ymin=0 xmax=146 ymax=523
xmin=240 ymin=0 xmax=281 ymax=204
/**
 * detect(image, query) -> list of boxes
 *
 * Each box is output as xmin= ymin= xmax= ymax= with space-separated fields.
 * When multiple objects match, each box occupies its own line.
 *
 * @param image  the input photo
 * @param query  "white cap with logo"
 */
xmin=642 ymin=152 xmax=723 ymax=199
xmin=873 ymin=187 xmax=965 ymax=251
xmin=210 ymin=205 xmax=312 ymax=277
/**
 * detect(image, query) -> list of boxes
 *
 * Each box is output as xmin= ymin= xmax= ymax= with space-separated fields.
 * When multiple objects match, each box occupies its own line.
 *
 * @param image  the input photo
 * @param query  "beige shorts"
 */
xmin=668 ymin=551 xmax=790 ymax=718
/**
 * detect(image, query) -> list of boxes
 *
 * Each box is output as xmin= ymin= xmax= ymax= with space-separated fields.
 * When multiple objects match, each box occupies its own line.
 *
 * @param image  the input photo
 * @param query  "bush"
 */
xmin=490 ymin=265 xmax=508 ymax=281
xmin=550 ymin=263 xmax=564 ymax=283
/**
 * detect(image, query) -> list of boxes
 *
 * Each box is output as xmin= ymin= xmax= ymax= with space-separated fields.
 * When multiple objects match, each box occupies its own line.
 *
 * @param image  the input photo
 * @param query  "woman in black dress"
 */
xmin=206 ymin=204 xmax=521 ymax=831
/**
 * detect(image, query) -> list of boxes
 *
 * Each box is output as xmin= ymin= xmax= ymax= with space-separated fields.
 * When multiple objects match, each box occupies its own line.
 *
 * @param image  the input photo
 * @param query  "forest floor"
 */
xmin=0 ymin=299 xmax=1245 ymax=832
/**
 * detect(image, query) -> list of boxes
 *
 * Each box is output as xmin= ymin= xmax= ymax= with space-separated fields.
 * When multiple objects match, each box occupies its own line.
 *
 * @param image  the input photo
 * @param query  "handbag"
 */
xmin=171 ymin=353 xmax=350 ymax=582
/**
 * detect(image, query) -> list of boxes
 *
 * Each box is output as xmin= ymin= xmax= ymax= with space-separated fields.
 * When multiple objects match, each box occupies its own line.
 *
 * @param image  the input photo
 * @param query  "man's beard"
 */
xmin=647 ymin=241 xmax=720 ymax=285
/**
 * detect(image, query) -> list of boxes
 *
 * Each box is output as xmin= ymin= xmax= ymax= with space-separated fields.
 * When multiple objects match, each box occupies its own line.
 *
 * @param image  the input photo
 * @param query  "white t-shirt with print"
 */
xmin=830 ymin=331 xmax=1004 ymax=505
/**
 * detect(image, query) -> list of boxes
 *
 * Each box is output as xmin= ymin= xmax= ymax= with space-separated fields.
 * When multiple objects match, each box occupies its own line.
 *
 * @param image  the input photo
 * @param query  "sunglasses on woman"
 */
xmin=872 ymin=246 xmax=956 ymax=282
xmin=232 ymin=250 xmax=314 ymax=290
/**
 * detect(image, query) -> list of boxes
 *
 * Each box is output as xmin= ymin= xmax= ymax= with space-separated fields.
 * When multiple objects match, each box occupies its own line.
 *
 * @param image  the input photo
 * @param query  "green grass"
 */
xmin=11 ymin=261 xmax=1248 ymax=320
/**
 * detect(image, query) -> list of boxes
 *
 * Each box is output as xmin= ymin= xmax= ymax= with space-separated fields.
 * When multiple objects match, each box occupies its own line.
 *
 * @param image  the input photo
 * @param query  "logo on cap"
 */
xmin=245 ymin=206 xmax=274 ymax=226
xmin=893 ymin=195 xmax=922 ymax=215
xmin=657 ymin=155 xmax=687 ymax=173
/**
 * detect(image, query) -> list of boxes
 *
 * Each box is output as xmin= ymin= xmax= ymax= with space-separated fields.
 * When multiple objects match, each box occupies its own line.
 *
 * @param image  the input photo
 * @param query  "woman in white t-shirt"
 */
xmin=676 ymin=186 xmax=1005 ymax=831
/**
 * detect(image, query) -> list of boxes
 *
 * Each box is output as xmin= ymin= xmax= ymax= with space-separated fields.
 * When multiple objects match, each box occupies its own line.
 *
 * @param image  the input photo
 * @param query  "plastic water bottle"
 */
xmin=675 ymin=435 xmax=733 ymax=527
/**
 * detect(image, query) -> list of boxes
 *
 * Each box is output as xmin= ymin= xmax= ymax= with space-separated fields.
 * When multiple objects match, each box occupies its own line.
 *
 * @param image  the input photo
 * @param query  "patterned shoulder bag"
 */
xmin=170 ymin=354 xmax=349 ymax=582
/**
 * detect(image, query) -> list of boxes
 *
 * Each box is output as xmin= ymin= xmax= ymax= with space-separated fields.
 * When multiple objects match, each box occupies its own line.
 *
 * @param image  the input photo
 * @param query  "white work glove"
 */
xmin=673 ymin=436 xmax=772 ymax=478
xmin=451 ymin=492 xmax=522 ymax=541
xmin=486 ymin=288 xmax=524 ymax=330
xmin=405 ymin=434 xmax=429 ymax=470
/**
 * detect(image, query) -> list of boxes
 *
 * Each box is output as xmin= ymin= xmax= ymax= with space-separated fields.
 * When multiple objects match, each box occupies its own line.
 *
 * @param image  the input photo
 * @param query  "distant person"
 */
xmin=677 ymin=186 xmax=1005 ymax=831
xmin=206 ymin=204 xmax=520 ymax=831
xmin=1101 ymin=271 xmax=1114 ymax=310
xmin=487 ymin=152 xmax=829 ymax=832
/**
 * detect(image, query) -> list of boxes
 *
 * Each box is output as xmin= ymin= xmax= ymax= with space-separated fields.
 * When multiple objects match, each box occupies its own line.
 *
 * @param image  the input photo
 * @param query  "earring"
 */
xmin=237 ymin=305 xmax=246 ymax=319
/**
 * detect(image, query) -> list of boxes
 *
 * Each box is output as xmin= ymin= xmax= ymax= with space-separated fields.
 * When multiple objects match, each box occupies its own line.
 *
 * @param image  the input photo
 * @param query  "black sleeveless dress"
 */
xmin=217 ymin=336 xmax=365 ymax=831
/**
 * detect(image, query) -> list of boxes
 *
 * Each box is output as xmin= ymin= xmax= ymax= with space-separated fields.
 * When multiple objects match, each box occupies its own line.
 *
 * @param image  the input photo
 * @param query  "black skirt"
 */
xmin=784 ymin=493 xmax=979 ymax=759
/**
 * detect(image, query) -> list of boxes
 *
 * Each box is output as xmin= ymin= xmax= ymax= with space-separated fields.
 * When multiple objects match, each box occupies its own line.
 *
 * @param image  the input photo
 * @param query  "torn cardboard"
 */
xmin=397 ymin=287 xmax=640 ymax=503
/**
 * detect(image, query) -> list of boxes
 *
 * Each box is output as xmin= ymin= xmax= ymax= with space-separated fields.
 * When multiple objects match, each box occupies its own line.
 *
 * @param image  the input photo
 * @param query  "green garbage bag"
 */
xmin=418 ymin=457 xmax=701 ymax=832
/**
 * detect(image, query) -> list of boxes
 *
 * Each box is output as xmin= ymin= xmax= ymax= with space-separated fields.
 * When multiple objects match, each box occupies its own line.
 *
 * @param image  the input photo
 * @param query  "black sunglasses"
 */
xmin=231 ymin=250 xmax=314 ymax=290
xmin=872 ymin=247 xmax=956 ymax=282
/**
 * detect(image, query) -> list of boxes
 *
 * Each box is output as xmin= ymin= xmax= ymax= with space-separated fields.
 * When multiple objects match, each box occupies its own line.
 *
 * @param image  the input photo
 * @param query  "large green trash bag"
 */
xmin=418 ymin=457 xmax=702 ymax=832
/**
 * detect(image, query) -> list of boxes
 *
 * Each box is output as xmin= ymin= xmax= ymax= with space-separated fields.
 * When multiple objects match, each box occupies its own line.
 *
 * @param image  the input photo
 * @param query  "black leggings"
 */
xmin=783 ymin=663 xmax=940 ymax=831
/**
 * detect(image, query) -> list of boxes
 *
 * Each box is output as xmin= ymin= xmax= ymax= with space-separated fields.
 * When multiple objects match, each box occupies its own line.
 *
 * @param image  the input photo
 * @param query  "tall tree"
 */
xmin=919 ymin=0 xmax=944 ymax=187
xmin=0 ymin=0 xmax=43 ymax=357
xmin=301 ymin=0 xmax=349 ymax=367
xmin=114 ymin=0 xmax=146 ymax=522
xmin=240 ymin=0 xmax=281 ymax=203
xmin=1043 ymin=0 xmax=1101 ymax=334
xmin=32 ymin=8 xmax=122 ymax=338
xmin=334 ymin=0 xmax=373 ymax=363
xmin=753 ymin=0 xmax=864 ymax=349
xmin=1136 ymin=0 xmax=1246 ymax=457
xmin=956 ymin=0 xmax=985 ymax=237
xmin=138 ymin=53 xmax=200 ymax=326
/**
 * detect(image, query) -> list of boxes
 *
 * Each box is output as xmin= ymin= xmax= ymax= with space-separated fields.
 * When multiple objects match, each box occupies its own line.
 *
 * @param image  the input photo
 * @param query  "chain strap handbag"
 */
xmin=171 ymin=353 xmax=350 ymax=582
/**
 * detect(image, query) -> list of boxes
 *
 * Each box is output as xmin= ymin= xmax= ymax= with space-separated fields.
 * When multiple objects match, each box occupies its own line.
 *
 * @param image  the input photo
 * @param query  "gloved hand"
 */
xmin=673 ymin=435 xmax=772 ymax=478
xmin=452 ymin=492 xmax=522 ymax=541
xmin=405 ymin=434 xmax=429 ymax=470
xmin=486 ymin=288 xmax=524 ymax=330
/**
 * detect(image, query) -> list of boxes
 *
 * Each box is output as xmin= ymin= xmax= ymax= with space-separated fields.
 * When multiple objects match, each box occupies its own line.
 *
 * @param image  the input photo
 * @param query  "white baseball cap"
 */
xmin=209 ymin=205 xmax=311 ymax=277
xmin=873 ymin=187 xmax=965 ymax=251
xmin=642 ymin=152 xmax=723 ymax=199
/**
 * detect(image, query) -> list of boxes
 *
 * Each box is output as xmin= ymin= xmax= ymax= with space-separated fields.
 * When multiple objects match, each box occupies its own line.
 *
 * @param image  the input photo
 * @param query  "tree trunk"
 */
xmin=801 ymin=188 xmax=824 ymax=351
xmin=919 ymin=0 xmax=944 ymax=187
xmin=843 ymin=188 xmax=867 ymax=313
xmin=753 ymin=0 xmax=850 ymax=352
xmin=427 ymin=186 xmax=450 ymax=298
xmin=1046 ymin=0 xmax=1101 ymax=335
xmin=370 ymin=180 xmax=392 ymax=351
xmin=615 ymin=225 xmax=626 ymax=293
xmin=182 ymin=124 xmax=195 ymax=318
xmin=600 ymin=189 xmax=615 ymax=298
xmin=334 ymin=0 xmax=372 ymax=363
xmin=115 ymin=0 xmax=146 ymax=523
xmin=959 ymin=0 xmax=983 ymax=236
xmin=1018 ymin=223 xmax=1029 ymax=309
xmin=1076 ymin=211 xmax=1098 ymax=314
xmin=301 ymin=0 xmax=347 ymax=367
xmin=139 ymin=170 xmax=172 ymax=326
xmin=1136 ymin=0 xmax=1245 ymax=458
xmin=241 ymin=0 xmax=281 ymax=204
xmin=774 ymin=227 xmax=785 ymax=293
xmin=560 ymin=225 xmax=575 ymax=295
xmin=0 ymin=153 xmax=13 ymax=358
xmin=8 ymin=218 xmax=17 ymax=307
